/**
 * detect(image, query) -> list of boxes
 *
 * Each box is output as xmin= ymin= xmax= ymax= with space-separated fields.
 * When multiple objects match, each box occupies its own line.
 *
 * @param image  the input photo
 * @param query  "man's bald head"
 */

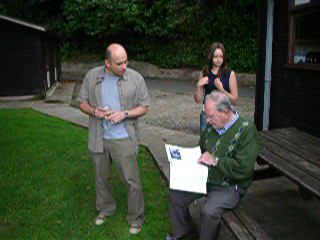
xmin=105 ymin=43 xmax=128 ymax=76
xmin=106 ymin=43 xmax=126 ymax=60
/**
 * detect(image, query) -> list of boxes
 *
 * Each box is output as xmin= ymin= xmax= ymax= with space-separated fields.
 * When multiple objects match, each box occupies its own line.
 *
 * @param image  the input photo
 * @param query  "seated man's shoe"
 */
xmin=95 ymin=213 xmax=107 ymax=226
xmin=129 ymin=223 xmax=142 ymax=235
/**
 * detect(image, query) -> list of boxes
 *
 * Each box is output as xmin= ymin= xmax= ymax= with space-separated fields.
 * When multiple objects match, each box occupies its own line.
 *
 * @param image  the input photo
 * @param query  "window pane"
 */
xmin=293 ymin=9 xmax=320 ymax=64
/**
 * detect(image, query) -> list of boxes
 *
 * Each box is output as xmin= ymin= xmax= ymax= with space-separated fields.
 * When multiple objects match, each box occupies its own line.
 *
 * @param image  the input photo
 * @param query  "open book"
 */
xmin=165 ymin=144 xmax=208 ymax=194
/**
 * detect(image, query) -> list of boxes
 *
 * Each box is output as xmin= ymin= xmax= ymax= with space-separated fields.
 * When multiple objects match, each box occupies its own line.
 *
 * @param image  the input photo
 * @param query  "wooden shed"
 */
xmin=0 ymin=14 xmax=61 ymax=96
xmin=255 ymin=0 xmax=320 ymax=137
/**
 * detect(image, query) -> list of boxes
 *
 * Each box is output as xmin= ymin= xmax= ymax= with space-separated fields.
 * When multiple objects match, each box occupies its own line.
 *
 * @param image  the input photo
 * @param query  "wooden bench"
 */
xmin=158 ymin=159 xmax=272 ymax=240
xmin=223 ymin=208 xmax=271 ymax=240
xmin=145 ymin=136 xmax=272 ymax=239
xmin=189 ymin=198 xmax=271 ymax=240
xmin=257 ymin=127 xmax=320 ymax=199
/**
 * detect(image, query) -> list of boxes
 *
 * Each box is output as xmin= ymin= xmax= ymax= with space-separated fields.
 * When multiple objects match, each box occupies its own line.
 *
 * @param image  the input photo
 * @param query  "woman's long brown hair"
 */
xmin=202 ymin=42 xmax=229 ymax=78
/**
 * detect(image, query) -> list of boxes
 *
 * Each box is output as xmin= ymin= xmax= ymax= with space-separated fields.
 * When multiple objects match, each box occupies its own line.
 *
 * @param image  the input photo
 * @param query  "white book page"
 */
xmin=165 ymin=144 xmax=201 ymax=163
xmin=165 ymin=144 xmax=208 ymax=194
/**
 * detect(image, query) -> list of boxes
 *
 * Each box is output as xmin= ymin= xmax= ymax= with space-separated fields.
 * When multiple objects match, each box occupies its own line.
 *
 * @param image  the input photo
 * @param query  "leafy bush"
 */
xmin=0 ymin=0 xmax=258 ymax=72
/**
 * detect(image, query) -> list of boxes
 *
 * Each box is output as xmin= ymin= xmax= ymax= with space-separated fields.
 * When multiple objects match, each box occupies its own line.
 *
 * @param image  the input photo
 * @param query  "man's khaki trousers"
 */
xmin=90 ymin=138 xmax=145 ymax=225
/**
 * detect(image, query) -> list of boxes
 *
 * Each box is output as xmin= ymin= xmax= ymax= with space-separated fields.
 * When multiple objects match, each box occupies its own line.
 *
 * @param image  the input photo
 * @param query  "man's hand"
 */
xmin=104 ymin=109 xmax=126 ymax=124
xmin=94 ymin=106 xmax=108 ymax=119
xmin=198 ymin=151 xmax=218 ymax=167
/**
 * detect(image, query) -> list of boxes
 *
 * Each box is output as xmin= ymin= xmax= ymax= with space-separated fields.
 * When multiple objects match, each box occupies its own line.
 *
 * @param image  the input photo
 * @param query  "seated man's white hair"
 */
xmin=205 ymin=90 xmax=233 ymax=112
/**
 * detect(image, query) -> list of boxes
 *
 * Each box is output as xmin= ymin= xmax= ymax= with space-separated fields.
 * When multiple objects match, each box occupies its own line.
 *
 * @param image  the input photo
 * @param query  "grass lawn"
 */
xmin=0 ymin=108 xmax=170 ymax=239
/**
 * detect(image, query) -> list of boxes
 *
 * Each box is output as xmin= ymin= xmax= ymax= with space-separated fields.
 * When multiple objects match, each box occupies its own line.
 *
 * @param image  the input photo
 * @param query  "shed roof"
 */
xmin=0 ymin=14 xmax=46 ymax=32
xmin=0 ymin=14 xmax=60 ymax=39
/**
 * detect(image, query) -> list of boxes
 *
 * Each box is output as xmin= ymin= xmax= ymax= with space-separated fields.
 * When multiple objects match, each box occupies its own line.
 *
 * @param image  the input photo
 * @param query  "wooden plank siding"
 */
xmin=254 ymin=0 xmax=268 ymax=131
xmin=255 ymin=1 xmax=320 ymax=137
xmin=0 ymin=15 xmax=60 ymax=96
xmin=269 ymin=68 xmax=320 ymax=136
xmin=267 ymin=0 xmax=290 ymax=130
xmin=0 ymin=20 xmax=43 ymax=95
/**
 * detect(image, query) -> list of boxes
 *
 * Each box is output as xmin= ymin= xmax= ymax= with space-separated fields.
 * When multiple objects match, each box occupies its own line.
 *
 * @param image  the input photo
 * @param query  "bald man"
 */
xmin=77 ymin=43 xmax=150 ymax=234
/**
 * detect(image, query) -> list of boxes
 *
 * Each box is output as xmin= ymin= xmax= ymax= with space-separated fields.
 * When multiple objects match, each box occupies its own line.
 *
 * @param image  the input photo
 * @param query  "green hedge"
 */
xmin=1 ymin=0 xmax=258 ymax=72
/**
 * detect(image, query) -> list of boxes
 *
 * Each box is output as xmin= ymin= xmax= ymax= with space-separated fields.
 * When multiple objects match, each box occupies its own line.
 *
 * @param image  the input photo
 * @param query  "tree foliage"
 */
xmin=0 ymin=0 xmax=258 ymax=72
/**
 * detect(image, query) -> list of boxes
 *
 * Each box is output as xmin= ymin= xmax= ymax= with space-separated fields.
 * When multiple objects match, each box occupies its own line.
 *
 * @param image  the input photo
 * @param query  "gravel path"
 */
xmin=141 ymin=89 xmax=255 ymax=135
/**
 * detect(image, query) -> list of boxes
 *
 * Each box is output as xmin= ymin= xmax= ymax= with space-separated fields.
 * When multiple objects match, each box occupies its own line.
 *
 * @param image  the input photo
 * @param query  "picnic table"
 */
xmin=257 ymin=127 xmax=320 ymax=199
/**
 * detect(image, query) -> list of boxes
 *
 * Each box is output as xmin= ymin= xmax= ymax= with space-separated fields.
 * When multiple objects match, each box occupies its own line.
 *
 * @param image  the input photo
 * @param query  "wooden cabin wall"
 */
xmin=0 ymin=20 xmax=43 ymax=96
xmin=255 ymin=0 xmax=320 ymax=137
xmin=254 ymin=0 xmax=268 ymax=130
xmin=268 ymin=1 xmax=290 ymax=127
xmin=272 ymin=67 xmax=320 ymax=136
xmin=270 ymin=1 xmax=320 ymax=137
xmin=41 ymin=36 xmax=60 ymax=92
xmin=0 ymin=17 xmax=60 ymax=96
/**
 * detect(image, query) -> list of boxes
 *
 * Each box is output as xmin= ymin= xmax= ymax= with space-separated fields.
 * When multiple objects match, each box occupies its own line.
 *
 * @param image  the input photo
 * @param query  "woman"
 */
xmin=194 ymin=42 xmax=238 ymax=132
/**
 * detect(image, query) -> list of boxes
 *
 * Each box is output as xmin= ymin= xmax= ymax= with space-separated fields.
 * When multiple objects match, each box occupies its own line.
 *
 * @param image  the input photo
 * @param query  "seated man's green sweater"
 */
xmin=199 ymin=117 xmax=260 ymax=189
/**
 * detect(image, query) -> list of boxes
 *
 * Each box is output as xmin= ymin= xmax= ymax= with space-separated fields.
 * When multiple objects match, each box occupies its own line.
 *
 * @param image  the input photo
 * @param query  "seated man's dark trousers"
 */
xmin=169 ymin=184 xmax=244 ymax=240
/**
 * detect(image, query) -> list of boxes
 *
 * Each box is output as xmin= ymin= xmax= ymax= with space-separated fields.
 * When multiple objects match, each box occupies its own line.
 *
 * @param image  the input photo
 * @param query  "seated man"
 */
xmin=169 ymin=90 xmax=260 ymax=240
